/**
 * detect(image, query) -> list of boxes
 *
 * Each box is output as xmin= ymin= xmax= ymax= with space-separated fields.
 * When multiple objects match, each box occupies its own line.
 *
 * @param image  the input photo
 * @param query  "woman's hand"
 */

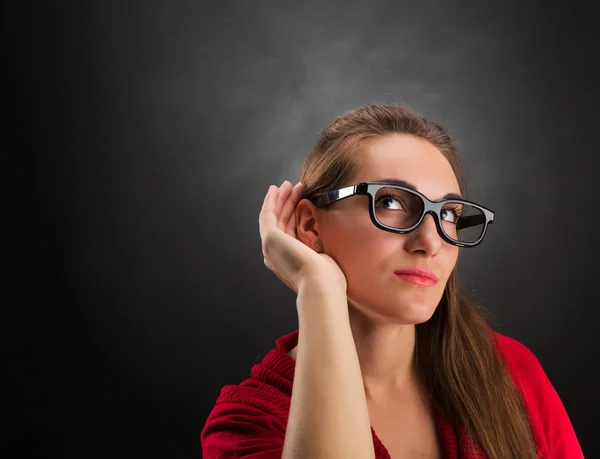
xmin=259 ymin=180 xmax=347 ymax=294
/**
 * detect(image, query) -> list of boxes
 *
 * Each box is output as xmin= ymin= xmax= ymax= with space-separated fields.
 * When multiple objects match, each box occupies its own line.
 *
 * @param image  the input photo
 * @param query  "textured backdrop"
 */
xmin=10 ymin=0 xmax=598 ymax=457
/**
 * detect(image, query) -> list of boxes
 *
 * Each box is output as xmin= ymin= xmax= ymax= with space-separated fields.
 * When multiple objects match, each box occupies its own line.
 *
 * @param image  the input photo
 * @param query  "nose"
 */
xmin=404 ymin=212 xmax=443 ymax=255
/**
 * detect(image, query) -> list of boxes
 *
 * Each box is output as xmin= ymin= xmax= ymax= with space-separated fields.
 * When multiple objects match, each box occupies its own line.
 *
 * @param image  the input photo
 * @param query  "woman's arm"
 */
xmin=281 ymin=279 xmax=375 ymax=459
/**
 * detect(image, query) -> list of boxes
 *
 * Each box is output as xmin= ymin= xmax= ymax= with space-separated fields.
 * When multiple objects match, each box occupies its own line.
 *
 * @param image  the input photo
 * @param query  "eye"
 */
xmin=375 ymin=193 xmax=405 ymax=211
xmin=441 ymin=206 xmax=461 ymax=223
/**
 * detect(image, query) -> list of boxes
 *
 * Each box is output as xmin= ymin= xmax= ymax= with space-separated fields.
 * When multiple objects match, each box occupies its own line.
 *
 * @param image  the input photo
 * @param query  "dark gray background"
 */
xmin=9 ymin=0 xmax=598 ymax=458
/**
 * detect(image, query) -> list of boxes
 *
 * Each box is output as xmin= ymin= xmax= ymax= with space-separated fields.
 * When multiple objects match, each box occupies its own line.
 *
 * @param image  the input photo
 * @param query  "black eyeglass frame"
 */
xmin=309 ymin=182 xmax=495 ymax=248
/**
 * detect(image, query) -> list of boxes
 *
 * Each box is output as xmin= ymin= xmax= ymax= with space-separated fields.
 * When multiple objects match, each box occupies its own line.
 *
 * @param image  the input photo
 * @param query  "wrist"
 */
xmin=296 ymin=279 xmax=348 ymax=317
xmin=297 ymin=276 xmax=347 ymax=299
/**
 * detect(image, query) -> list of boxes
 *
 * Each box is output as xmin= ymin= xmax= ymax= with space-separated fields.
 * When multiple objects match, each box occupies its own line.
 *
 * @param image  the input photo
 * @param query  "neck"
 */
xmin=348 ymin=305 xmax=419 ymax=401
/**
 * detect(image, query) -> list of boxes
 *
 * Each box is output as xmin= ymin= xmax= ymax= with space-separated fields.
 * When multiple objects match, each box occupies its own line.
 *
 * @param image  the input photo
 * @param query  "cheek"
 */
xmin=328 ymin=224 xmax=397 ymax=278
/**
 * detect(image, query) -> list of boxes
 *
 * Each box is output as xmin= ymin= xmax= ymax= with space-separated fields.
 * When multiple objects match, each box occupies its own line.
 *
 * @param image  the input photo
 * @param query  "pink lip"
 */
xmin=393 ymin=268 xmax=438 ymax=287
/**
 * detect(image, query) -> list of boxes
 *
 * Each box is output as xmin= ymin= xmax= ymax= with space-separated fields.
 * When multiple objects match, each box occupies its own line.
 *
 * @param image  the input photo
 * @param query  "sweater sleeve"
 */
xmin=495 ymin=334 xmax=584 ymax=458
xmin=201 ymin=402 xmax=286 ymax=459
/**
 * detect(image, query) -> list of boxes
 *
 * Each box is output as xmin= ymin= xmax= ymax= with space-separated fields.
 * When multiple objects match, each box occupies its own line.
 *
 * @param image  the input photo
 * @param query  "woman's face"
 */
xmin=310 ymin=133 xmax=461 ymax=324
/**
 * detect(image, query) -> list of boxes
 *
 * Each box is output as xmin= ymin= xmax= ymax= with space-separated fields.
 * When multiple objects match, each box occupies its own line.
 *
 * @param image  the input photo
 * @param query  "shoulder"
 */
xmin=212 ymin=374 xmax=292 ymax=419
xmin=200 ymin=340 xmax=296 ymax=458
xmin=201 ymin=391 xmax=288 ymax=458
xmin=490 ymin=331 xmax=584 ymax=458
xmin=490 ymin=331 xmax=546 ymax=384
xmin=214 ymin=336 xmax=295 ymax=409
xmin=490 ymin=331 xmax=552 ymax=406
xmin=490 ymin=332 xmax=554 ymax=433
xmin=202 ymin=332 xmax=296 ymax=431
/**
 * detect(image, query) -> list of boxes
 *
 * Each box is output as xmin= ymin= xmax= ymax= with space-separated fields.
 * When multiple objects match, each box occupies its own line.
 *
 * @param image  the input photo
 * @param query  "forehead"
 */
xmin=351 ymin=134 xmax=461 ymax=201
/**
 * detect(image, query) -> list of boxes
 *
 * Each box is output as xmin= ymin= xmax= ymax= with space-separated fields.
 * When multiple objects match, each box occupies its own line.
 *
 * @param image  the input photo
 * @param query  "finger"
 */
xmin=285 ymin=207 xmax=298 ymax=238
xmin=274 ymin=180 xmax=293 ymax=216
xmin=259 ymin=186 xmax=278 ymax=238
xmin=259 ymin=186 xmax=276 ymax=225
xmin=280 ymin=182 xmax=304 ymax=229
xmin=284 ymin=189 xmax=303 ymax=237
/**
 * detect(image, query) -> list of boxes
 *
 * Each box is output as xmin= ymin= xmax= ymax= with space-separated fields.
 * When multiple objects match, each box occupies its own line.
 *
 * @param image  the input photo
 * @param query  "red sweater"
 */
xmin=201 ymin=329 xmax=583 ymax=458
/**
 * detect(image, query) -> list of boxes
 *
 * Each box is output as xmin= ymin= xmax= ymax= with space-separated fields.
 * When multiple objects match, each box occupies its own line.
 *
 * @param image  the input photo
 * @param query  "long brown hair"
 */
xmin=298 ymin=104 xmax=538 ymax=459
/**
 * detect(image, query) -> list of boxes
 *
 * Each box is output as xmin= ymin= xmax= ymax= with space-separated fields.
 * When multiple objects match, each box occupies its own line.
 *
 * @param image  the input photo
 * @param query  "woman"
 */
xmin=201 ymin=105 xmax=583 ymax=458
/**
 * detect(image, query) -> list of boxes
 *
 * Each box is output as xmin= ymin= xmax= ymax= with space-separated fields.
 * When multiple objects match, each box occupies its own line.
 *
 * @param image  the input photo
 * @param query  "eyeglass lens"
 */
xmin=373 ymin=187 xmax=486 ymax=243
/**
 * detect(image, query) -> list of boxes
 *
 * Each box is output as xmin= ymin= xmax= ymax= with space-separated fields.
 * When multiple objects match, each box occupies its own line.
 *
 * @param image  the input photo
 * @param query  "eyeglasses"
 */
xmin=309 ymin=182 xmax=495 ymax=248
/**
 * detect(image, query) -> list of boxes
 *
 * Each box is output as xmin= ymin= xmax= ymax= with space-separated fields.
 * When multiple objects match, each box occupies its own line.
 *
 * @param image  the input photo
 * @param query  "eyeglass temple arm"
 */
xmin=456 ymin=213 xmax=488 ymax=230
xmin=311 ymin=185 xmax=357 ymax=207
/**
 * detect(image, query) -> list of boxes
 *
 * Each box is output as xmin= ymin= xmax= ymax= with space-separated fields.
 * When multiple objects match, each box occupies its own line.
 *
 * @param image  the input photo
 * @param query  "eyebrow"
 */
xmin=370 ymin=178 xmax=464 ymax=200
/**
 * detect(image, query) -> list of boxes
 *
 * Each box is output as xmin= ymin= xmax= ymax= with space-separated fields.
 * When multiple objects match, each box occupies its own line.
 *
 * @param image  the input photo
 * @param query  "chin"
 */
xmin=384 ymin=303 xmax=437 ymax=325
xmin=349 ymin=296 xmax=439 ymax=325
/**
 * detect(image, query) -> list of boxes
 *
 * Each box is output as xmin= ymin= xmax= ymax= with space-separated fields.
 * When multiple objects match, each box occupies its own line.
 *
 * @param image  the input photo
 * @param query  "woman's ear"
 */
xmin=295 ymin=198 xmax=322 ymax=249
